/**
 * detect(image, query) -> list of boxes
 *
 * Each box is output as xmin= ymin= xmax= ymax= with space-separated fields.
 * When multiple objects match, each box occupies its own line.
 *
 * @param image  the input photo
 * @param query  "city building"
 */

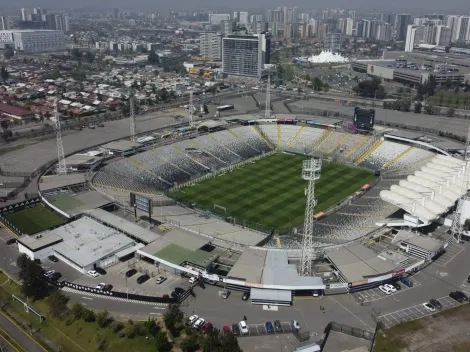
xmin=0 ymin=30 xmax=65 ymax=53
xmin=1 ymin=16 xmax=10 ymax=30
xmin=238 ymin=12 xmax=249 ymax=25
xmin=345 ymin=18 xmax=354 ymax=35
xmin=220 ymin=20 xmax=237 ymax=35
xmin=199 ymin=32 xmax=222 ymax=60
xmin=253 ymin=21 xmax=268 ymax=34
xmin=436 ymin=25 xmax=452 ymax=45
xmin=222 ymin=33 xmax=268 ymax=78
xmin=0 ymin=103 xmax=35 ymax=120
xmin=395 ymin=14 xmax=412 ymax=41
xmin=324 ymin=32 xmax=342 ymax=52
xmin=405 ymin=25 xmax=419 ymax=52
xmin=209 ymin=14 xmax=231 ymax=25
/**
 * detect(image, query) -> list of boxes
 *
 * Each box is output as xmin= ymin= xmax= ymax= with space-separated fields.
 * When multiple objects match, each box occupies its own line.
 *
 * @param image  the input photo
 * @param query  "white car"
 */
xmin=291 ymin=320 xmax=301 ymax=330
xmin=378 ymin=285 xmax=392 ymax=295
xmin=239 ymin=320 xmax=249 ymax=335
xmin=187 ymin=315 xmax=198 ymax=326
xmin=384 ymin=284 xmax=397 ymax=293
xmin=422 ymin=303 xmax=436 ymax=312
xmin=87 ymin=270 xmax=99 ymax=277
xmin=44 ymin=270 xmax=55 ymax=277
xmin=96 ymin=283 xmax=106 ymax=290
xmin=192 ymin=318 xmax=205 ymax=329
xmin=189 ymin=277 xmax=197 ymax=284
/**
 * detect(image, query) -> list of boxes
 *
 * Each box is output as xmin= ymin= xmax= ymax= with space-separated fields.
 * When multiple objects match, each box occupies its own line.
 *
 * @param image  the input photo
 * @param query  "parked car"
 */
xmin=223 ymin=326 xmax=230 ymax=335
xmin=222 ymin=290 xmax=230 ymax=299
xmin=174 ymin=287 xmax=185 ymax=294
xmin=96 ymin=283 xmax=106 ymax=290
xmin=49 ymin=272 xmax=62 ymax=281
xmin=136 ymin=274 xmax=150 ymax=284
xmin=192 ymin=318 xmax=205 ymax=329
xmin=200 ymin=322 xmax=213 ymax=334
xmin=155 ymin=276 xmax=167 ymax=285
xmin=88 ymin=124 xmax=96 ymax=129
xmin=95 ymin=267 xmax=107 ymax=275
xmin=265 ymin=321 xmax=274 ymax=333
xmin=189 ymin=277 xmax=197 ymax=284
xmin=239 ymin=320 xmax=249 ymax=335
xmin=274 ymin=320 xmax=283 ymax=332
xmin=48 ymin=255 xmax=59 ymax=263
xmin=231 ymin=324 xmax=241 ymax=336
xmin=291 ymin=320 xmax=301 ymax=330
xmin=97 ymin=123 xmax=104 ymax=127
xmin=87 ymin=270 xmax=99 ymax=278
xmin=125 ymin=269 xmax=137 ymax=277
xmin=400 ymin=277 xmax=413 ymax=287
xmin=186 ymin=315 xmax=198 ymax=326
xmin=378 ymin=285 xmax=392 ymax=295
xmin=455 ymin=291 xmax=468 ymax=301
xmin=422 ymin=302 xmax=436 ymax=312
xmin=171 ymin=291 xmax=180 ymax=299
xmin=44 ymin=270 xmax=55 ymax=277
xmin=103 ymin=284 xmax=113 ymax=291
xmin=391 ymin=281 xmax=401 ymax=290
xmin=429 ymin=299 xmax=442 ymax=310
xmin=384 ymin=284 xmax=397 ymax=293
xmin=450 ymin=291 xmax=464 ymax=302
xmin=242 ymin=291 xmax=250 ymax=301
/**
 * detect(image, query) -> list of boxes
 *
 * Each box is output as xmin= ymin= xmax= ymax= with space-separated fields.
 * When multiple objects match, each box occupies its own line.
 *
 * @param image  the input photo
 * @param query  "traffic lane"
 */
xmin=0 ymin=312 xmax=46 ymax=352
xmin=0 ymin=332 xmax=22 ymax=352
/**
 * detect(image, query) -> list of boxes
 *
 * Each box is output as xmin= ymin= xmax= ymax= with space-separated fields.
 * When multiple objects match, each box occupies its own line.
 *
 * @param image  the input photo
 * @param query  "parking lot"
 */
xmin=352 ymin=277 xmax=421 ymax=304
xmin=378 ymin=295 xmax=467 ymax=329
xmin=432 ymin=241 xmax=465 ymax=267
xmin=459 ymin=272 xmax=470 ymax=294
xmin=70 ymin=259 xmax=190 ymax=297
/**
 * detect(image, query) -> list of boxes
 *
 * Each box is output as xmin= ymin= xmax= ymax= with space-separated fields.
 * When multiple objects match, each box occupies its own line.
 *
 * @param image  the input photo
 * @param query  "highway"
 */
xmin=0 ymin=311 xmax=47 ymax=352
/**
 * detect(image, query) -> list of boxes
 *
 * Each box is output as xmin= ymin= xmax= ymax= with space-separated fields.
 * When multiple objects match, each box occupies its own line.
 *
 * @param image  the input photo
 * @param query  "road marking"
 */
xmin=0 ymin=311 xmax=48 ymax=352
xmin=81 ymin=297 xmax=93 ymax=300
xmin=330 ymin=297 xmax=372 ymax=329
xmin=0 ymin=326 xmax=24 ymax=352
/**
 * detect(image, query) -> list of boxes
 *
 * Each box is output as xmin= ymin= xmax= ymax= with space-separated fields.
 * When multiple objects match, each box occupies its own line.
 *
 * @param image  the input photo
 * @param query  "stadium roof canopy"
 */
xmin=380 ymin=155 xmax=467 ymax=223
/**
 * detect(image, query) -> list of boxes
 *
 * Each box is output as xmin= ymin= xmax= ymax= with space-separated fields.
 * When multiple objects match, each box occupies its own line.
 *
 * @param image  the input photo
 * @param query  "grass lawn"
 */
xmin=172 ymin=153 xmax=376 ymax=231
xmin=49 ymin=194 xmax=84 ymax=211
xmin=0 ymin=272 xmax=159 ymax=352
xmin=429 ymin=90 xmax=470 ymax=110
xmin=4 ymin=206 xmax=65 ymax=235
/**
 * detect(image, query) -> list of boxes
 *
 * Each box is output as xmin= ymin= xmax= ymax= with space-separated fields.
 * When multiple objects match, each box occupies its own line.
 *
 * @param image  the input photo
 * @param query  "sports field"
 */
xmin=172 ymin=153 xmax=377 ymax=231
xmin=4 ymin=206 xmax=65 ymax=235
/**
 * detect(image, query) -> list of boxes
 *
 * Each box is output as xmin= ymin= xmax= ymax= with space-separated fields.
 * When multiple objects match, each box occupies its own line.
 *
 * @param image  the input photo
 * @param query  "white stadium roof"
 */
xmin=380 ymin=155 xmax=467 ymax=223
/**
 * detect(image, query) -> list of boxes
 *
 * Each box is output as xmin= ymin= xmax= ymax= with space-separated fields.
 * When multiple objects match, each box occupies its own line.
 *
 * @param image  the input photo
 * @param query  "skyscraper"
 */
xmin=324 ymin=32 xmax=342 ymax=52
xmin=238 ymin=12 xmax=249 ymax=25
xmin=405 ymin=25 xmax=419 ymax=52
xmin=396 ymin=14 xmax=412 ymax=41
xmin=209 ymin=14 xmax=231 ymax=25
xmin=222 ymin=34 xmax=268 ymax=78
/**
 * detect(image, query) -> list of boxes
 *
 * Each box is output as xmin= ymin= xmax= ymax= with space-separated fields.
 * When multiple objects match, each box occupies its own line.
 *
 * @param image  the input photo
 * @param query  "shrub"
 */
xmin=96 ymin=310 xmax=111 ymax=328
xmin=111 ymin=321 xmax=124 ymax=333
xmin=82 ymin=309 xmax=95 ymax=322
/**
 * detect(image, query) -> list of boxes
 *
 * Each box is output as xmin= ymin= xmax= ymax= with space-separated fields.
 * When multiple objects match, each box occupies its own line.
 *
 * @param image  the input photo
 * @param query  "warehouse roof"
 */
xmin=0 ymin=103 xmax=34 ymax=116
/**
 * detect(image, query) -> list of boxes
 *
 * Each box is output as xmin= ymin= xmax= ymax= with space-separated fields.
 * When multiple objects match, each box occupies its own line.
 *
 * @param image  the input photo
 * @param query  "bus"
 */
xmin=216 ymin=104 xmax=234 ymax=112
xmin=277 ymin=118 xmax=297 ymax=125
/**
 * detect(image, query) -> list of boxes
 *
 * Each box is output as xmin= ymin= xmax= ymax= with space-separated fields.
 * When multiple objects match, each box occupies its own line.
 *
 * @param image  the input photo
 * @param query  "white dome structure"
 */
xmin=307 ymin=50 xmax=349 ymax=64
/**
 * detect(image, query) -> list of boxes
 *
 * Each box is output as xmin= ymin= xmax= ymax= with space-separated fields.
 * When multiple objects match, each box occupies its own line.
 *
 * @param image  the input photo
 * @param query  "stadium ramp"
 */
xmin=356 ymin=140 xmax=384 ymax=165
xmin=345 ymin=136 xmax=368 ymax=158
xmin=328 ymin=133 xmax=349 ymax=153
xmin=287 ymin=126 xmax=305 ymax=149
xmin=381 ymin=146 xmax=413 ymax=170
xmin=252 ymin=125 xmax=275 ymax=150
xmin=312 ymin=130 xmax=332 ymax=151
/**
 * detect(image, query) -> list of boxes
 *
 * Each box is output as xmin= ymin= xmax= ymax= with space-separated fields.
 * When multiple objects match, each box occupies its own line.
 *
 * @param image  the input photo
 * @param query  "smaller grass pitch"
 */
xmin=4 ymin=206 xmax=65 ymax=235
xmin=172 ymin=153 xmax=376 ymax=231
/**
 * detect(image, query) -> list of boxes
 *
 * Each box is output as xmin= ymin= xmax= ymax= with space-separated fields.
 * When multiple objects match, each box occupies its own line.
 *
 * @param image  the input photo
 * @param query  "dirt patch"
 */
xmin=374 ymin=304 xmax=470 ymax=352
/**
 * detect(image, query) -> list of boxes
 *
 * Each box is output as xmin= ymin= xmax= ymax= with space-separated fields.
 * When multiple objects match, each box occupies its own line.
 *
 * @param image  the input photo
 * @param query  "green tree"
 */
xmin=447 ymin=107 xmax=455 ymax=117
xmin=219 ymin=331 xmax=243 ymax=352
xmin=414 ymin=101 xmax=422 ymax=113
xmin=311 ymin=77 xmax=323 ymax=91
xmin=16 ymin=254 xmax=48 ymax=300
xmin=424 ymin=104 xmax=435 ymax=115
xmin=181 ymin=334 xmax=199 ymax=352
xmin=47 ymin=289 xmax=70 ymax=318
xmin=70 ymin=302 xmax=86 ymax=320
xmin=155 ymin=330 xmax=170 ymax=351
xmin=203 ymin=103 xmax=209 ymax=114
xmin=163 ymin=304 xmax=184 ymax=333
xmin=96 ymin=310 xmax=111 ymax=328
xmin=352 ymin=77 xmax=386 ymax=99
xmin=82 ymin=308 xmax=96 ymax=322
xmin=1 ymin=129 xmax=12 ymax=142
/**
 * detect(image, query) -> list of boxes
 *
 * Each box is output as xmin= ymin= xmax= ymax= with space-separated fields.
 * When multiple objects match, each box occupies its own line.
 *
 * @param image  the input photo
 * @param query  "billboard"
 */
xmin=130 ymin=193 xmax=152 ymax=216
xmin=353 ymin=107 xmax=375 ymax=130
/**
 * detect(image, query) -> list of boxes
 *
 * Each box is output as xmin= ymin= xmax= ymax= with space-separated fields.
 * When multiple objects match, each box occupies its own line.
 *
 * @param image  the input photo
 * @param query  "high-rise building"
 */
xmin=20 ymin=8 xmax=31 ymax=21
xmin=455 ymin=16 xmax=470 ymax=42
xmin=209 ymin=14 xmax=231 ymax=25
xmin=0 ymin=30 xmax=65 ymax=52
xmin=238 ymin=12 xmax=249 ymax=24
xmin=324 ymin=32 xmax=342 ymax=52
xmin=113 ymin=8 xmax=119 ymax=19
xmin=266 ymin=9 xmax=283 ymax=23
xmin=222 ymin=34 xmax=268 ymax=78
xmin=233 ymin=12 xmax=238 ymax=21
xmin=253 ymin=21 xmax=268 ymax=34
xmin=436 ymin=25 xmax=452 ymax=45
xmin=395 ymin=14 xmax=412 ymax=41
xmin=345 ymin=18 xmax=354 ymax=35
xmin=405 ymin=25 xmax=420 ymax=52
xmin=220 ymin=20 xmax=237 ymax=35
xmin=1 ymin=16 xmax=9 ymax=30
xmin=309 ymin=19 xmax=319 ymax=36
xmin=250 ymin=15 xmax=264 ymax=23
xmin=199 ymin=32 xmax=222 ymax=60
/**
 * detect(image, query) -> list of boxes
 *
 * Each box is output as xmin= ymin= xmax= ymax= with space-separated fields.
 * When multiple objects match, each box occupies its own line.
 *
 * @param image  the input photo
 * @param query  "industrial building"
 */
xmin=0 ymin=30 xmax=65 ymax=53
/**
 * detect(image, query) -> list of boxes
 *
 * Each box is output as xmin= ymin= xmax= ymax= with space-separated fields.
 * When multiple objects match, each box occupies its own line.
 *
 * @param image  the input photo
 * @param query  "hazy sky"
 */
xmin=8 ymin=0 xmax=470 ymax=13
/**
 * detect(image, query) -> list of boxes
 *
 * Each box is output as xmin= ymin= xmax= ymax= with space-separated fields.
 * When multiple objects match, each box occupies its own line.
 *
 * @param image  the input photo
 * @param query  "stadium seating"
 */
xmin=360 ymin=141 xmax=410 ymax=170
xmin=287 ymin=127 xmax=325 ymax=154
xmin=386 ymin=147 xmax=435 ymax=171
xmin=279 ymin=125 xmax=301 ymax=150
xmin=314 ymin=131 xmax=345 ymax=155
xmin=257 ymin=124 xmax=279 ymax=148
xmin=194 ymin=135 xmax=242 ymax=164
xmin=177 ymin=139 xmax=228 ymax=171
xmin=230 ymin=126 xmax=272 ymax=153
xmin=210 ymin=130 xmax=260 ymax=158
xmin=158 ymin=144 xmax=208 ymax=176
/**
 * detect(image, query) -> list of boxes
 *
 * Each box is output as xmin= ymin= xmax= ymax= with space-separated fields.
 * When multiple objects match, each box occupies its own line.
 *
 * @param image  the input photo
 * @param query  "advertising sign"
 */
xmin=367 ymin=273 xmax=392 ymax=284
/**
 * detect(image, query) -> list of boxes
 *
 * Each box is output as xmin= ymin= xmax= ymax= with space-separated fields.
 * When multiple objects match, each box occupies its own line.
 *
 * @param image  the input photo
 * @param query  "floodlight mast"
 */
xmin=129 ymin=95 xmax=136 ymax=142
xmin=264 ymin=74 xmax=271 ymax=119
xmin=55 ymin=97 xmax=67 ymax=175
xmin=450 ymin=123 xmax=470 ymax=242
xmin=299 ymin=158 xmax=322 ymax=276
xmin=188 ymin=88 xmax=194 ymax=127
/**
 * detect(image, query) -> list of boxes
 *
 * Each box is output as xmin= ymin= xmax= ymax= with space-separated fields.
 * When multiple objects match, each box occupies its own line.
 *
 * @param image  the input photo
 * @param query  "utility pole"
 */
xmin=54 ymin=97 xmax=67 ymax=175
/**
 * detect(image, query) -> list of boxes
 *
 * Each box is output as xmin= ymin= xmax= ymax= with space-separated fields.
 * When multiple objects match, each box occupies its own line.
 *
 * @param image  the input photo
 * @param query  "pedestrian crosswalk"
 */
xmin=62 ymin=287 xmax=169 ymax=307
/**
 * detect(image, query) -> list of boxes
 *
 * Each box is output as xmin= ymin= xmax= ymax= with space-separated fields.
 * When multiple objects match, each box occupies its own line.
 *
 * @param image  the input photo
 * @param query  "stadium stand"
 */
xmin=210 ymin=130 xmax=260 ymax=158
xmin=278 ymin=125 xmax=301 ymax=150
xmin=385 ymin=148 xmax=435 ymax=171
xmin=313 ymin=131 xmax=345 ymax=155
xmin=231 ymin=126 xmax=272 ymax=153
xmin=286 ymin=126 xmax=325 ymax=154
xmin=360 ymin=141 xmax=410 ymax=170
xmin=157 ymin=145 xmax=208 ymax=176
xmin=257 ymin=124 xmax=279 ymax=149
xmin=193 ymin=134 xmax=242 ymax=164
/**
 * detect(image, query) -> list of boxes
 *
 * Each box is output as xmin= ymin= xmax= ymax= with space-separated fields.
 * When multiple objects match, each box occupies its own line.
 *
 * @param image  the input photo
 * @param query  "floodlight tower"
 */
xmin=264 ymin=74 xmax=271 ymax=119
xmin=188 ymin=88 xmax=194 ymax=126
xmin=129 ymin=95 xmax=136 ymax=142
xmin=299 ymin=157 xmax=322 ymax=276
xmin=54 ymin=97 xmax=67 ymax=175
xmin=450 ymin=124 xmax=470 ymax=242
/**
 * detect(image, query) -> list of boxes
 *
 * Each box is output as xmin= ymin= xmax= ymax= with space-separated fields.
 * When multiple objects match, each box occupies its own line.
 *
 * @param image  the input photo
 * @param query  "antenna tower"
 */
xmin=55 ymin=97 xmax=67 ymax=175
xmin=129 ymin=95 xmax=136 ymax=142
xmin=188 ymin=88 xmax=194 ymax=126
xmin=299 ymin=158 xmax=322 ymax=276
xmin=264 ymin=74 xmax=271 ymax=119
xmin=450 ymin=124 xmax=470 ymax=242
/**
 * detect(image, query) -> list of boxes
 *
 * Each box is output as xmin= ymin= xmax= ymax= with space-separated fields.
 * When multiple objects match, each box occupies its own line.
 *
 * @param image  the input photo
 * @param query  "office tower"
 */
xmin=309 ymin=18 xmax=319 ymax=36
xmin=436 ymin=26 xmax=452 ymax=45
xmin=324 ymin=32 xmax=342 ymax=52
xmin=395 ymin=14 xmax=411 ymax=41
xmin=300 ymin=13 xmax=309 ymax=21
xmin=113 ymin=8 xmax=119 ymax=19
xmin=253 ymin=21 xmax=268 ymax=34
xmin=405 ymin=25 xmax=419 ymax=52
xmin=20 ymin=8 xmax=30 ymax=21
xmin=283 ymin=7 xmax=293 ymax=24
xmin=1 ymin=16 xmax=9 ymax=30
xmin=199 ymin=32 xmax=222 ymax=60
xmin=233 ymin=12 xmax=238 ymax=21
xmin=267 ymin=9 xmax=283 ymax=23
xmin=455 ymin=16 xmax=470 ymax=42
xmin=345 ymin=18 xmax=354 ymax=35
xmin=238 ymin=12 xmax=249 ymax=24
xmin=375 ymin=22 xmax=392 ymax=41
xmin=292 ymin=7 xmax=298 ymax=21
xmin=250 ymin=15 xmax=264 ymax=23
xmin=220 ymin=20 xmax=236 ymax=35
xmin=222 ymin=33 xmax=267 ymax=78
xmin=209 ymin=14 xmax=231 ymax=25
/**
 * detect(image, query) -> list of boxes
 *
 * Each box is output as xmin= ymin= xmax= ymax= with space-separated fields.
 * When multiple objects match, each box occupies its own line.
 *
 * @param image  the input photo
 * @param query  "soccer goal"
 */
xmin=214 ymin=204 xmax=227 ymax=215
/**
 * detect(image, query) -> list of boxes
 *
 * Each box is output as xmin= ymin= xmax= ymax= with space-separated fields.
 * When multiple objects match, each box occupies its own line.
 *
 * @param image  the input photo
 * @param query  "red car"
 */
xmin=200 ymin=322 xmax=213 ymax=334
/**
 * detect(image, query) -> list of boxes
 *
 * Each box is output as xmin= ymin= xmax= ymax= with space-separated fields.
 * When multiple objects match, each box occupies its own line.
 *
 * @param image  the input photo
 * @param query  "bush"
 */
xmin=96 ymin=310 xmax=111 ymax=328
xmin=95 ymin=335 xmax=107 ymax=351
xmin=117 ymin=331 xmax=125 ymax=338
xmin=70 ymin=303 xmax=85 ymax=320
xmin=82 ymin=309 xmax=95 ymax=322
xmin=111 ymin=321 xmax=124 ymax=333
xmin=124 ymin=323 xmax=144 ymax=339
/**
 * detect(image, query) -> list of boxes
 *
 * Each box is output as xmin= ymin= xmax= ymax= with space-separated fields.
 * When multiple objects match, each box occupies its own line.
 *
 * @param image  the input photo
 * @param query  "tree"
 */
xmin=219 ymin=331 xmax=243 ymax=352
xmin=96 ymin=310 xmax=111 ymax=328
xmin=352 ymin=77 xmax=386 ymax=99
xmin=203 ymin=103 xmax=209 ymax=114
xmin=414 ymin=101 xmax=422 ymax=113
xmin=0 ymin=66 xmax=9 ymax=82
xmin=447 ymin=107 xmax=455 ymax=117
xmin=155 ymin=330 xmax=170 ymax=352
xmin=70 ymin=302 xmax=86 ymax=320
xmin=82 ymin=308 xmax=96 ymax=322
xmin=180 ymin=334 xmax=199 ymax=352
xmin=3 ymin=48 xmax=14 ymax=59
xmin=311 ymin=77 xmax=323 ymax=91
xmin=424 ymin=103 xmax=435 ymax=115
xmin=163 ymin=304 xmax=184 ymax=333
xmin=0 ymin=120 xmax=8 ymax=129
xmin=47 ymin=289 xmax=70 ymax=317
xmin=16 ymin=254 xmax=48 ymax=300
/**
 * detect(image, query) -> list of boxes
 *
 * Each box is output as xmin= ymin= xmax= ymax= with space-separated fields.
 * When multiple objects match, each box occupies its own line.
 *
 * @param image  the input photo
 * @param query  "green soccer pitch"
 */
xmin=172 ymin=153 xmax=377 ymax=231
xmin=4 ymin=206 xmax=65 ymax=235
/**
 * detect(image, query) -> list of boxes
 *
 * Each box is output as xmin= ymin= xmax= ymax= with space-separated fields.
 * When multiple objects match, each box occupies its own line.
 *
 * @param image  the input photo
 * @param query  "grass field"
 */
xmin=172 ymin=153 xmax=376 ymax=231
xmin=429 ymin=90 xmax=470 ymax=110
xmin=4 ymin=206 xmax=65 ymax=234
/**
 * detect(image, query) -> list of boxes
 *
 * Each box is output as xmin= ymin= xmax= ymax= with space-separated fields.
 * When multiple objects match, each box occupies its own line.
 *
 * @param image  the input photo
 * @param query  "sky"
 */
xmin=7 ymin=0 xmax=470 ymax=13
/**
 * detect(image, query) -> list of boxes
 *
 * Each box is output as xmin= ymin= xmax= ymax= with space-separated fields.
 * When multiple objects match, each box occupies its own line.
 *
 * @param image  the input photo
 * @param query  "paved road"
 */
xmin=0 ymin=311 xmax=46 ymax=352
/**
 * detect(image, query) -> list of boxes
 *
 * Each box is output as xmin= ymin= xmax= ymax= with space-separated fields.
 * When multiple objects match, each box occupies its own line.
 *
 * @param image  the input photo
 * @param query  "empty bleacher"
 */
xmin=360 ymin=141 xmax=410 ymax=170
